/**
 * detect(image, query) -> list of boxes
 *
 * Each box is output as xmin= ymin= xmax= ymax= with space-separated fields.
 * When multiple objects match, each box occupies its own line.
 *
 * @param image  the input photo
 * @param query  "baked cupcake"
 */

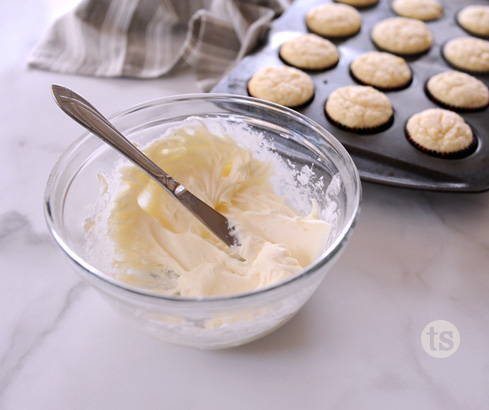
xmin=350 ymin=51 xmax=412 ymax=90
xmin=426 ymin=71 xmax=489 ymax=110
xmin=280 ymin=34 xmax=339 ymax=70
xmin=336 ymin=0 xmax=378 ymax=7
xmin=443 ymin=37 xmax=489 ymax=73
xmin=248 ymin=66 xmax=314 ymax=108
xmin=371 ymin=17 xmax=432 ymax=55
xmin=325 ymin=85 xmax=393 ymax=132
xmin=457 ymin=5 xmax=489 ymax=37
xmin=392 ymin=0 xmax=443 ymax=21
xmin=406 ymin=108 xmax=475 ymax=157
xmin=306 ymin=4 xmax=362 ymax=38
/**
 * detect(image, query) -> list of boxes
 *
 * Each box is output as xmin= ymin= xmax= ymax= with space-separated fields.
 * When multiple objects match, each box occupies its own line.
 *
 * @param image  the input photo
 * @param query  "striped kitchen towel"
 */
xmin=28 ymin=0 xmax=290 ymax=91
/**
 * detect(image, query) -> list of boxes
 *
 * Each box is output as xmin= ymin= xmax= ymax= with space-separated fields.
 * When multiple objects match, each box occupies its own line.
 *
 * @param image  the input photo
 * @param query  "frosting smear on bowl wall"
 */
xmin=86 ymin=118 xmax=333 ymax=298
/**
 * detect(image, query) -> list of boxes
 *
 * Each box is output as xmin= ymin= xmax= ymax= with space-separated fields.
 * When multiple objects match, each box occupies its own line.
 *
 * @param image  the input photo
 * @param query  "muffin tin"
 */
xmin=212 ymin=0 xmax=489 ymax=192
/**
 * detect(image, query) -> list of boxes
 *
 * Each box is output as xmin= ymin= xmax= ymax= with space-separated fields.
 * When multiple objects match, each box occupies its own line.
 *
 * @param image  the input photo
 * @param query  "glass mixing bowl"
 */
xmin=45 ymin=94 xmax=361 ymax=349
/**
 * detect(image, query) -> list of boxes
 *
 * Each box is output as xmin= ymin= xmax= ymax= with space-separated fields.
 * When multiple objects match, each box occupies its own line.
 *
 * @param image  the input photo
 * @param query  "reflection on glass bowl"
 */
xmin=45 ymin=93 xmax=361 ymax=349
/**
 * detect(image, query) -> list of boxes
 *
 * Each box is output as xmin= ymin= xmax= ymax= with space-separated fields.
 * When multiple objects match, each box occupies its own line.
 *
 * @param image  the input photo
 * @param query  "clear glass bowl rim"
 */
xmin=44 ymin=93 xmax=361 ymax=304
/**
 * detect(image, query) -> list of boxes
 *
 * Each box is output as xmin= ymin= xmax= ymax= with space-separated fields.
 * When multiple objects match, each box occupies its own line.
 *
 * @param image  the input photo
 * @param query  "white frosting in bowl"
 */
xmin=85 ymin=117 xmax=333 ymax=298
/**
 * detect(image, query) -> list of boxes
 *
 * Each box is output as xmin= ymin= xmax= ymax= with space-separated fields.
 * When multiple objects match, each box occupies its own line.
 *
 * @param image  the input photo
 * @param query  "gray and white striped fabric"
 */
xmin=28 ymin=0 xmax=290 ymax=90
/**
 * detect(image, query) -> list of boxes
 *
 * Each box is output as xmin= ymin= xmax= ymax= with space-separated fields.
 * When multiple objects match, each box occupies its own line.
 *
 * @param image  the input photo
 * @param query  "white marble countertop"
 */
xmin=1 ymin=1 xmax=488 ymax=409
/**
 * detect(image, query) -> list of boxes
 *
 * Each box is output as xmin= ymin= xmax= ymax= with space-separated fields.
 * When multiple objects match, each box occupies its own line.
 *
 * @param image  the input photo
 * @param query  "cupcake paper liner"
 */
xmin=391 ymin=6 xmax=443 ymax=23
xmin=370 ymin=34 xmax=432 ymax=59
xmin=424 ymin=80 xmax=489 ymax=112
xmin=333 ymin=0 xmax=380 ymax=10
xmin=246 ymin=79 xmax=315 ymax=109
xmin=455 ymin=10 xmax=489 ymax=40
xmin=278 ymin=46 xmax=339 ymax=72
xmin=305 ymin=17 xmax=362 ymax=40
xmin=324 ymin=101 xmax=395 ymax=134
xmin=405 ymin=124 xmax=478 ymax=159
xmin=441 ymin=42 xmax=489 ymax=76
xmin=349 ymin=64 xmax=413 ymax=91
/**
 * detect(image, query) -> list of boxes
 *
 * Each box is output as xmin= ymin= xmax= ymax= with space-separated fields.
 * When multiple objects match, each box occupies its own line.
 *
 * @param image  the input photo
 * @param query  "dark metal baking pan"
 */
xmin=212 ymin=0 xmax=489 ymax=192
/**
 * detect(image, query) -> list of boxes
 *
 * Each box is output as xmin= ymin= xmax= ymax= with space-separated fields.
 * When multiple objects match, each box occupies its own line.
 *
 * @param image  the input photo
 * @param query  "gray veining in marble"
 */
xmin=0 ymin=1 xmax=488 ymax=409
